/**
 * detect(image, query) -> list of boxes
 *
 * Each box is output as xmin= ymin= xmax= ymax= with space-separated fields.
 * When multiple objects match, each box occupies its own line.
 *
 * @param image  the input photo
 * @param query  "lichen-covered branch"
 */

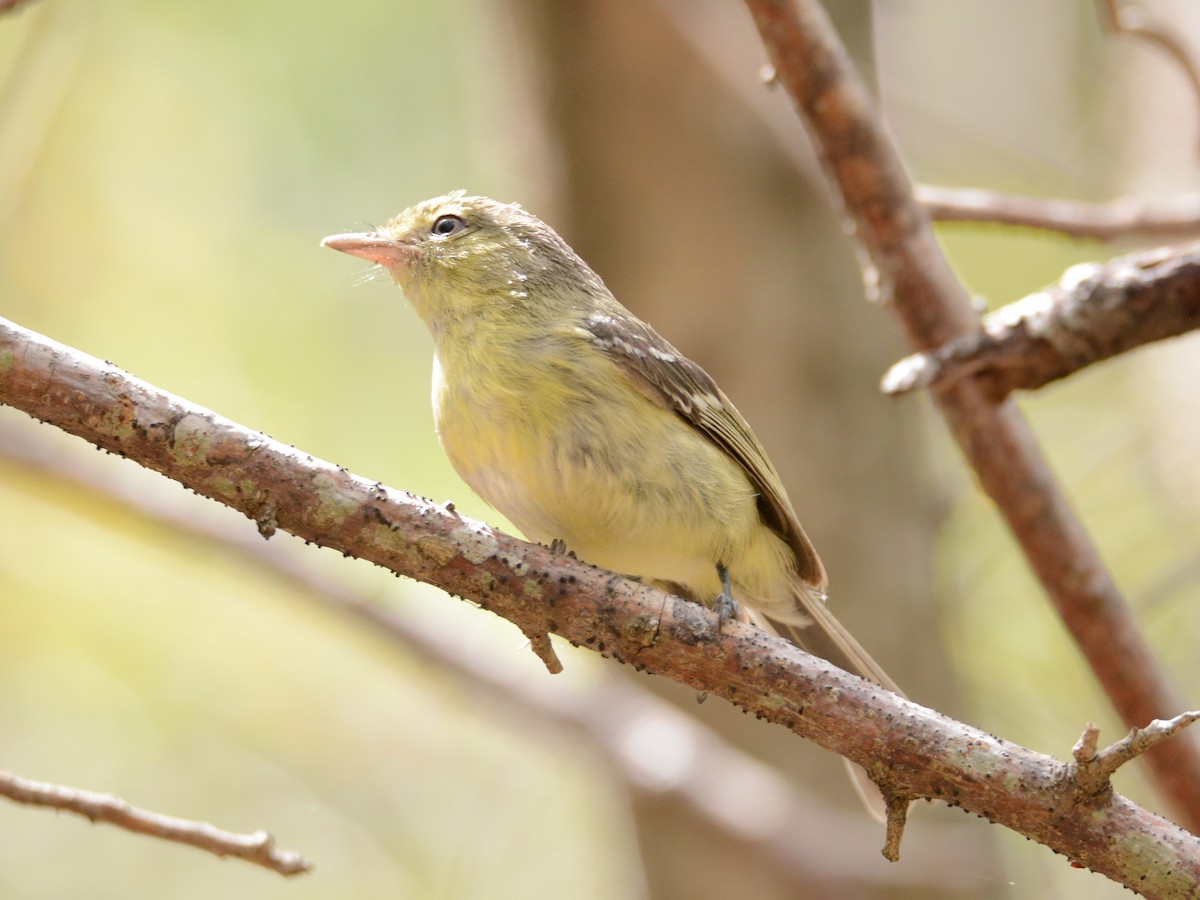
xmin=0 ymin=423 xmax=999 ymax=894
xmin=742 ymin=0 xmax=1200 ymax=833
xmin=3 ymin=317 xmax=1200 ymax=895
xmin=882 ymin=241 xmax=1200 ymax=397
xmin=0 ymin=769 xmax=310 ymax=876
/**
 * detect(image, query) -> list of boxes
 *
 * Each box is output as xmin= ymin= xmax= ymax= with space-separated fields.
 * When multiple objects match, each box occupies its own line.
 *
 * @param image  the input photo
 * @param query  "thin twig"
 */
xmin=881 ymin=794 xmax=909 ymax=863
xmin=1098 ymin=0 xmax=1200 ymax=153
xmin=743 ymin=0 xmax=1200 ymax=836
xmin=521 ymin=628 xmax=564 ymax=673
xmin=1072 ymin=713 xmax=1200 ymax=794
xmin=0 ymin=770 xmax=310 ymax=876
xmin=882 ymin=241 xmax=1200 ymax=397
xmin=918 ymin=184 xmax=1200 ymax=243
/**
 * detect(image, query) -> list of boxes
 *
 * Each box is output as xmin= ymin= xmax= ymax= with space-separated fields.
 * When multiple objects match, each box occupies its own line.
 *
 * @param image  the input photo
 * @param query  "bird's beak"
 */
xmin=320 ymin=232 xmax=414 ymax=267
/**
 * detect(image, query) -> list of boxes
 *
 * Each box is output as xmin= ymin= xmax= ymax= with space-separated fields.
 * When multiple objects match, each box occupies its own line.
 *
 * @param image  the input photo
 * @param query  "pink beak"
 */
xmin=320 ymin=232 xmax=413 ymax=267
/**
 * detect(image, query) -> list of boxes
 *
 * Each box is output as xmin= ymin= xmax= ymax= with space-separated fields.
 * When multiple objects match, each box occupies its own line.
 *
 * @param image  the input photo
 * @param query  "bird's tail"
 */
xmin=769 ymin=576 xmax=902 ymax=697
xmin=751 ymin=578 xmax=903 ymax=821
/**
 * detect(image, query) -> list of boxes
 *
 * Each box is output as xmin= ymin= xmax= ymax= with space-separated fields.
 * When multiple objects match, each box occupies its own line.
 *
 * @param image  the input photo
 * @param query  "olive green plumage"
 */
xmin=322 ymin=192 xmax=895 ymax=695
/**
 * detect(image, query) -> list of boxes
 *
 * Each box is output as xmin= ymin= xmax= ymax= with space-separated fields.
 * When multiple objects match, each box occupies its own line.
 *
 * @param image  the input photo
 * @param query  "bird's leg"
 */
xmin=714 ymin=564 xmax=740 ymax=629
xmin=547 ymin=537 xmax=580 ymax=560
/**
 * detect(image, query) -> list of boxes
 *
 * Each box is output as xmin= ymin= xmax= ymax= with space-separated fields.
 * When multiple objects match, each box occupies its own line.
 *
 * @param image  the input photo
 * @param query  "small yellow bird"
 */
xmin=322 ymin=192 xmax=897 ymax=696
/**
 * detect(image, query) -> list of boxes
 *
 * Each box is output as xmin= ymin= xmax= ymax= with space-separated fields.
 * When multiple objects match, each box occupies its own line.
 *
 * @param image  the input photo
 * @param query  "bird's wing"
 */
xmin=580 ymin=310 xmax=827 ymax=590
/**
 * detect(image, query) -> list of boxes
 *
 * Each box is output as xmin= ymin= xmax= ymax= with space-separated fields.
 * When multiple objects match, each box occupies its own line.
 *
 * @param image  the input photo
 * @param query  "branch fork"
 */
xmin=1070 ymin=712 xmax=1200 ymax=798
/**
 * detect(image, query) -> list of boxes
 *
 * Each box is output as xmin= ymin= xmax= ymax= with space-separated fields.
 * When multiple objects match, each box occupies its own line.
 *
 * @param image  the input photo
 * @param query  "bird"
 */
xmin=323 ymin=192 xmax=898 ymax=810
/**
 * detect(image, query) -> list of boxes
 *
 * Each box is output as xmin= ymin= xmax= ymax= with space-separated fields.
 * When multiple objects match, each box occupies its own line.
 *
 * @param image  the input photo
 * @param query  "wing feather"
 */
xmin=581 ymin=310 xmax=827 ymax=590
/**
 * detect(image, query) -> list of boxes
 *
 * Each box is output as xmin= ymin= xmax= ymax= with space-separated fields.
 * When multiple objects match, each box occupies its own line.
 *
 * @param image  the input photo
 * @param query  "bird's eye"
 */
xmin=431 ymin=215 xmax=467 ymax=237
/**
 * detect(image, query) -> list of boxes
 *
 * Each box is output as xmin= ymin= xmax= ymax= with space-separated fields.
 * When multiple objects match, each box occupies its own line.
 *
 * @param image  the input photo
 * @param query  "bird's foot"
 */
xmin=714 ymin=591 xmax=741 ymax=627
xmin=713 ymin=564 xmax=740 ymax=637
xmin=548 ymin=538 xmax=576 ymax=558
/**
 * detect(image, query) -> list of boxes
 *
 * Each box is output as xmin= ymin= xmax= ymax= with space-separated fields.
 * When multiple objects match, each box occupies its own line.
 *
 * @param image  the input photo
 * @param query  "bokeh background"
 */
xmin=1 ymin=1 xmax=1198 ymax=897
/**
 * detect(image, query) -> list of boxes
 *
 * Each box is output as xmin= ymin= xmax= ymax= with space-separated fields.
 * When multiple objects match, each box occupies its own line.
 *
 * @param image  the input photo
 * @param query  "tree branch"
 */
xmin=742 ymin=0 xmax=1200 ymax=832
xmin=0 ymin=769 xmax=310 ymax=876
xmin=1097 ymin=0 xmax=1200 ymax=154
xmin=918 ymin=184 xmax=1200 ymax=243
xmin=0 ymin=422 xmax=1000 ymax=894
xmin=3 ymin=316 xmax=1200 ymax=893
xmin=1073 ymin=713 xmax=1200 ymax=795
xmin=882 ymin=241 xmax=1200 ymax=397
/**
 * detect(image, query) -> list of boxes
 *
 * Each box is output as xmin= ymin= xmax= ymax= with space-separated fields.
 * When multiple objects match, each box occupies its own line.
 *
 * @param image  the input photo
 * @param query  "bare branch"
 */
xmin=918 ymin=185 xmax=1200 ymax=243
xmin=3 ymin=316 xmax=1200 ymax=893
xmin=742 ymin=0 xmax=1200 ymax=834
xmin=882 ymin=241 xmax=1200 ymax=397
xmin=881 ymin=794 xmax=909 ymax=864
xmin=0 ymin=769 xmax=310 ymax=876
xmin=0 ymin=423 xmax=999 ymax=894
xmin=656 ymin=6 xmax=1200 ymax=247
xmin=1098 ymin=0 xmax=1200 ymax=153
xmin=521 ymin=627 xmax=564 ymax=674
xmin=1073 ymin=714 xmax=1200 ymax=795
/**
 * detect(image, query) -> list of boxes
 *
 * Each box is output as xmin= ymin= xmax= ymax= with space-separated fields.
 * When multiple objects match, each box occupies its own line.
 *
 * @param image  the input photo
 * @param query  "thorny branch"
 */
xmin=0 ymin=769 xmax=310 ymax=876
xmin=742 ymin=0 xmax=1200 ymax=840
xmin=3 ymin=316 xmax=1200 ymax=895
xmin=882 ymin=241 xmax=1200 ymax=398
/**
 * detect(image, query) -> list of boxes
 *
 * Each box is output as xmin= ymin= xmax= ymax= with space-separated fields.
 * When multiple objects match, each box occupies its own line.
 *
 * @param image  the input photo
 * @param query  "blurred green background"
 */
xmin=1 ymin=1 xmax=1198 ymax=898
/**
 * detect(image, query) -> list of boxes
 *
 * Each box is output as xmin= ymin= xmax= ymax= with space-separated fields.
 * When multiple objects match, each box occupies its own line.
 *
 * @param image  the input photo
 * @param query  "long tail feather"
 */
xmin=750 ymin=581 xmax=903 ymax=822
xmin=770 ymin=579 xmax=902 ymax=697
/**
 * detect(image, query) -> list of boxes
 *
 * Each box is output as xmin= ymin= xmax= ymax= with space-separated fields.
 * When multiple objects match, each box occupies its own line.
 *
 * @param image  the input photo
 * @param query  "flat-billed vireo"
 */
xmin=321 ymin=191 xmax=898 ymax=698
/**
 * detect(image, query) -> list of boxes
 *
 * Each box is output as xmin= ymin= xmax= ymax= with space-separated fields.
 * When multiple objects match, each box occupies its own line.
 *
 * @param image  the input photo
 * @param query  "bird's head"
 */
xmin=322 ymin=192 xmax=606 ymax=335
